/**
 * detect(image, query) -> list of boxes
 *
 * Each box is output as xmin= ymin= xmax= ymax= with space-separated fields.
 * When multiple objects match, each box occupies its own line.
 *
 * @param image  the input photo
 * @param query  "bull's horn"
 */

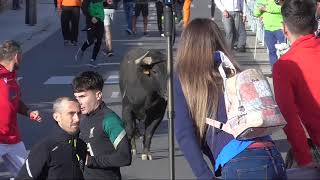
xmin=134 ymin=50 xmax=150 ymax=64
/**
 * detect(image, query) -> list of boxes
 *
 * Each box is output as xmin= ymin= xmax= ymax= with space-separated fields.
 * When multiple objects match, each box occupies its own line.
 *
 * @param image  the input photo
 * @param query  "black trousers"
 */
xmin=155 ymin=1 xmax=163 ymax=32
xmin=61 ymin=6 xmax=80 ymax=42
xmin=12 ymin=0 xmax=20 ymax=9
xmin=81 ymin=20 xmax=104 ymax=60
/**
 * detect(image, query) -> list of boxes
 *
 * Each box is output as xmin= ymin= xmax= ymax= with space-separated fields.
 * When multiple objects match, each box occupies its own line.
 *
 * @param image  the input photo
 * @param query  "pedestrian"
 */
xmin=57 ymin=0 xmax=81 ymax=46
xmin=132 ymin=0 xmax=149 ymax=35
xmin=174 ymin=18 xmax=287 ymax=179
xmin=72 ymin=71 xmax=131 ymax=180
xmin=254 ymin=0 xmax=285 ymax=67
xmin=0 ymin=40 xmax=42 ymax=177
xmin=155 ymin=0 xmax=164 ymax=35
xmin=273 ymin=0 xmax=320 ymax=168
xmin=215 ymin=0 xmax=247 ymax=52
xmin=102 ymin=0 xmax=115 ymax=57
xmin=75 ymin=0 xmax=104 ymax=66
xmin=12 ymin=0 xmax=20 ymax=10
xmin=123 ymin=0 xmax=134 ymax=34
xmin=16 ymin=97 xmax=87 ymax=180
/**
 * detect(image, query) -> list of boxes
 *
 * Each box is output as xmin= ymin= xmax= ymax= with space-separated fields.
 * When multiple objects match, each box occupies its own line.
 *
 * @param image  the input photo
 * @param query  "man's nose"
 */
xmin=74 ymin=113 xmax=80 ymax=122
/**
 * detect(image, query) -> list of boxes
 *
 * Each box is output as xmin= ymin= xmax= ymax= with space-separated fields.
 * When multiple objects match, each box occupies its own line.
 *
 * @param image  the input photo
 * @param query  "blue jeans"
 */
xmin=222 ymin=11 xmax=247 ymax=50
xmin=123 ymin=2 xmax=134 ymax=30
xmin=222 ymin=146 xmax=287 ymax=179
xmin=264 ymin=30 xmax=285 ymax=67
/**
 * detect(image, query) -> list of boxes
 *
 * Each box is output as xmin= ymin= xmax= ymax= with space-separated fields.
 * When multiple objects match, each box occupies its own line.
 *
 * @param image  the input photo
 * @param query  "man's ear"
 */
xmin=96 ymin=91 xmax=103 ymax=101
xmin=53 ymin=112 xmax=60 ymax=123
xmin=13 ymin=53 xmax=21 ymax=62
xmin=283 ymin=23 xmax=289 ymax=37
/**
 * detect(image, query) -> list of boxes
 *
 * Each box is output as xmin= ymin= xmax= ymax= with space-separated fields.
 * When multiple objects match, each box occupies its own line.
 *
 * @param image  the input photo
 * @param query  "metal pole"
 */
xmin=164 ymin=2 xmax=175 ymax=180
xmin=25 ymin=0 xmax=37 ymax=25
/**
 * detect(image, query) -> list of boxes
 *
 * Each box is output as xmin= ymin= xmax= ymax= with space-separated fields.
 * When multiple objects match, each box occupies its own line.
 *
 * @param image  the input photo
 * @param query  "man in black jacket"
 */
xmin=72 ymin=71 xmax=131 ymax=180
xmin=16 ymin=97 xmax=87 ymax=180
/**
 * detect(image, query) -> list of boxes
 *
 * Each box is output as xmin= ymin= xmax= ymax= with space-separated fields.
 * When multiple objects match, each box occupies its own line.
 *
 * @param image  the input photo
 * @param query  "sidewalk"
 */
xmin=0 ymin=0 xmax=60 ymax=53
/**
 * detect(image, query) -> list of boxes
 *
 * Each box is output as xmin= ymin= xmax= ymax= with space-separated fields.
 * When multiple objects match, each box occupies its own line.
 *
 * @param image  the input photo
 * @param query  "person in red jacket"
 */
xmin=0 ymin=40 xmax=42 ymax=177
xmin=273 ymin=0 xmax=320 ymax=168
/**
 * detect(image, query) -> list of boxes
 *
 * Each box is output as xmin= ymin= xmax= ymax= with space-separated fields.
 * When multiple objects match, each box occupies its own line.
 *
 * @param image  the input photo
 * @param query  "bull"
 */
xmin=119 ymin=48 xmax=167 ymax=160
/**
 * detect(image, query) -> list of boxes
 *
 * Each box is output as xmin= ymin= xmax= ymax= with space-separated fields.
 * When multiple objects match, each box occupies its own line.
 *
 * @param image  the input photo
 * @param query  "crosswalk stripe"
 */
xmin=44 ymin=76 xmax=74 ymax=85
xmin=111 ymin=92 xmax=120 ymax=98
xmin=106 ymin=74 xmax=119 ymax=85
xmin=43 ymin=73 xmax=119 ymax=85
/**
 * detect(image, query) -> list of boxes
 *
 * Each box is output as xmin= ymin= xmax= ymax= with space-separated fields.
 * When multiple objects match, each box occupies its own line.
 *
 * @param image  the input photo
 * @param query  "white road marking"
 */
xmin=44 ymin=76 xmax=74 ymax=85
xmin=65 ymin=63 xmax=120 ymax=68
xmin=106 ymin=73 xmax=119 ymax=85
xmin=97 ymin=63 xmax=120 ymax=66
xmin=111 ymin=92 xmax=120 ymax=98
xmin=43 ymin=72 xmax=119 ymax=85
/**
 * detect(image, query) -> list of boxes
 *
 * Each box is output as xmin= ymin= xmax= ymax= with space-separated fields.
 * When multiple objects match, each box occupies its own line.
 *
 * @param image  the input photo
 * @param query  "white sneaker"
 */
xmin=75 ymin=48 xmax=84 ymax=61
xmin=88 ymin=59 xmax=99 ymax=68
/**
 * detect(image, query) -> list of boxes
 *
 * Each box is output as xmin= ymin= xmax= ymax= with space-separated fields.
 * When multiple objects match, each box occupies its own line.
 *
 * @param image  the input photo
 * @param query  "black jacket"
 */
xmin=16 ymin=127 xmax=87 ymax=180
xmin=80 ymin=102 xmax=131 ymax=180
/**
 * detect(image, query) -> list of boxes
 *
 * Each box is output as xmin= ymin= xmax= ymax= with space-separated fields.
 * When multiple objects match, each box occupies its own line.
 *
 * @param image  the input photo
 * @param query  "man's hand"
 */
xmin=223 ymin=10 xmax=229 ymax=18
xmin=243 ymin=15 xmax=247 ymax=23
xmin=259 ymin=6 xmax=267 ymax=12
xmin=57 ymin=8 xmax=62 ymax=16
xmin=91 ymin=17 xmax=98 ymax=24
xmin=29 ymin=110 xmax=42 ymax=122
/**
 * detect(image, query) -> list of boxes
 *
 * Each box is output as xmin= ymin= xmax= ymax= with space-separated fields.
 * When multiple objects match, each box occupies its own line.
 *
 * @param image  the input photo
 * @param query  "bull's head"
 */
xmin=134 ymin=49 xmax=167 ymax=100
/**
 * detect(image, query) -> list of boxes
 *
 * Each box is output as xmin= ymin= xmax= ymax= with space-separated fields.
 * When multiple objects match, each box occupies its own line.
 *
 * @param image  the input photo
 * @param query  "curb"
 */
xmin=14 ymin=13 xmax=60 ymax=54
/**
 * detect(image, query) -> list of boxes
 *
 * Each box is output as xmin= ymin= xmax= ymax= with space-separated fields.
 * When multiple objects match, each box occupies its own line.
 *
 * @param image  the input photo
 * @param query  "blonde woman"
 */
xmin=174 ymin=18 xmax=287 ymax=179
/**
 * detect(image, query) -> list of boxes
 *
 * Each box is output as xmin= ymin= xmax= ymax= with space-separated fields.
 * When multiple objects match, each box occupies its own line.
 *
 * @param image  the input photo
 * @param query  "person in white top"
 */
xmin=215 ymin=0 xmax=247 ymax=52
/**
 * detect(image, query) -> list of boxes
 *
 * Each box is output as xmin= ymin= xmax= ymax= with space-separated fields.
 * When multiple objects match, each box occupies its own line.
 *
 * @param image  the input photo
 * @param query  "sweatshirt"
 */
xmin=253 ymin=0 xmax=283 ymax=31
xmin=0 ymin=65 xmax=22 ymax=144
xmin=82 ymin=0 xmax=105 ymax=22
xmin=16 ymin=127 xmax=87 ymax=180
xmin=57 ymin=0 xmax=81 ymax=9
xmin=273 ymin=34 xmax=320 ymax=166
xmin=80 ymin=102 xmax=131 ymax=180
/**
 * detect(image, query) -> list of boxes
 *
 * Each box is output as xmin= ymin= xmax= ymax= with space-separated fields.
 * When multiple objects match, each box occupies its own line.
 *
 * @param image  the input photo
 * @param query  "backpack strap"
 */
xmin=215 ymin=51 xmax=237 ymax=82
xmin=206 ymin=117 xmax=233 ymax=135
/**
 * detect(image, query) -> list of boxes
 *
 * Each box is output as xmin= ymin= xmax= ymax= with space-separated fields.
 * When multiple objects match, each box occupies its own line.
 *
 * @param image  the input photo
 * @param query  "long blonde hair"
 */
xmin=175 ymin=18 xmax=240 ymax=141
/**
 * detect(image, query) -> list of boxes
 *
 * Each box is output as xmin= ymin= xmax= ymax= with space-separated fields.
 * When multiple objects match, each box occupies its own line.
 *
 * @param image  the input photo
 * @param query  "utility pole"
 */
xmin=164 ymin=0 xmax=175 ymax=179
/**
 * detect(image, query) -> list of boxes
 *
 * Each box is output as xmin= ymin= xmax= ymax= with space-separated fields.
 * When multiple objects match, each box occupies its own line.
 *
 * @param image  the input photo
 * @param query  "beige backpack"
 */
xmin=206 ymin=51 xmax=287 ymax=140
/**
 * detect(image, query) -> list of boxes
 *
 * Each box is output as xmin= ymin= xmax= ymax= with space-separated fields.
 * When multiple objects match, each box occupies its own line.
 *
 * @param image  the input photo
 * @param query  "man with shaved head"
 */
xmin=16 ymin=97 xmax=87 ymax=180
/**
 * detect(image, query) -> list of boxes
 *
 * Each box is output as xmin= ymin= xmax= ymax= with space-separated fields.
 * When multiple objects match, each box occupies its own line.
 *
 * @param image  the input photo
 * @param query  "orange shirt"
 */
xmin=57 ymin=0 xmax=81 ymax=9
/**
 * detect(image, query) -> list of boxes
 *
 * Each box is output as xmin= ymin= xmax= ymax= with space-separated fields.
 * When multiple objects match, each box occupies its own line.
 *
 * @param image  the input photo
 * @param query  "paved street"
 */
xmin=0 ymin=0 xmax=290 ymax=179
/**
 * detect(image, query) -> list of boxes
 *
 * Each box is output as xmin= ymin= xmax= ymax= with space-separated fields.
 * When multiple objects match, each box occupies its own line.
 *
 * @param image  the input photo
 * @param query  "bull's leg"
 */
xmin=142 ymin=100 xmax=167 ymax=160
xmin=122 ymin=106 xmax=137 ymax=155
xmin=141 ymin=116 xmax=163 ymax=160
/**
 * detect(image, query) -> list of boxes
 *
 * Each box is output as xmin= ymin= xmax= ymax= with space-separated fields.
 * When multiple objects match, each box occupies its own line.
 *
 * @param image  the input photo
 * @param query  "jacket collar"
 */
xmin=86 ymin=101 xmax=106 ymax=117
xmin=53 ymin=125 xmax=78 ymax=142
xmin=0 ymin=64 xmax=16 ymax=78
xmin=290 ymin=34 xmax=315 ymax=49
